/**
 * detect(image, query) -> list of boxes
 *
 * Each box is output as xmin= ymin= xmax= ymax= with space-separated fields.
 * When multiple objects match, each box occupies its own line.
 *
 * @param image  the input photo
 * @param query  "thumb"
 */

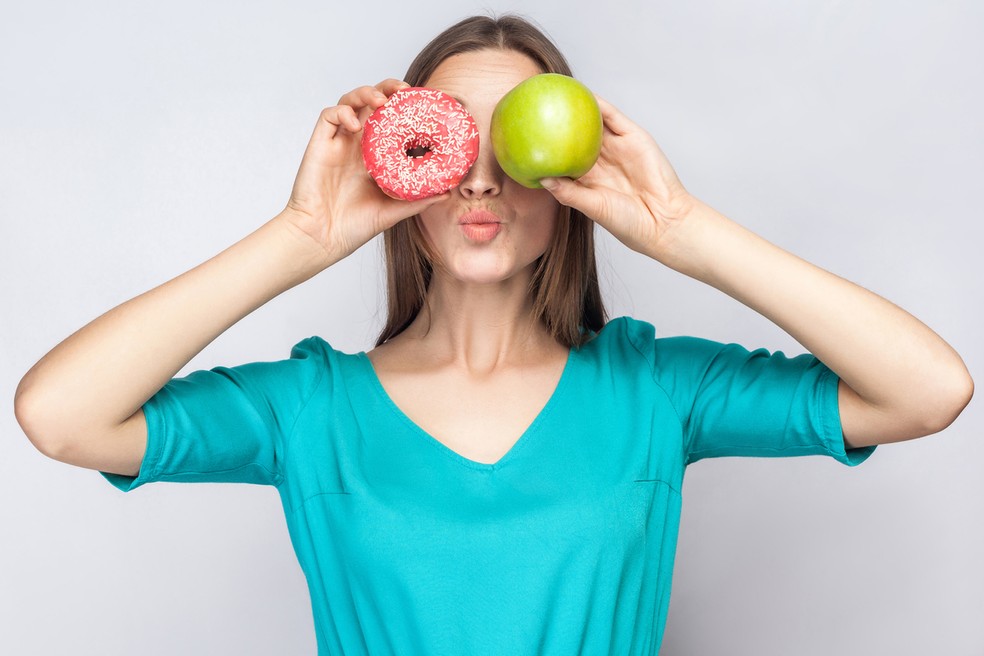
xmin=380 ymin=189 xmax=453 ymax=225
xmin=408 ymin=189 xmax=454 ymax=213
xmin=539 ymin=177 xmax=602 ymax=220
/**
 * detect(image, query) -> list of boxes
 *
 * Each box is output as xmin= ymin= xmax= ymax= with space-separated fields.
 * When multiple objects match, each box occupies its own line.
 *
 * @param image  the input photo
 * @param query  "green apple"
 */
xmin=490 ymin=73 xmax=603 ymax=189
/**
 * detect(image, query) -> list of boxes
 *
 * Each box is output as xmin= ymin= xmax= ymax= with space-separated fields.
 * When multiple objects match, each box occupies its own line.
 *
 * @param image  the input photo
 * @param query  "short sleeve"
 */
xmin=650 ymin=335 xmax=875 ymax=467
xmin=611 ymin=316 xmax=875 ymax=467
xmin=100 ymin=337 xmax=329 ymax=492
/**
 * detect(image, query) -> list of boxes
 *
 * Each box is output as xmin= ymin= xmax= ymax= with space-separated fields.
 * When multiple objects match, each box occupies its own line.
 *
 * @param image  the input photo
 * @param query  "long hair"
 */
xmin=375 ymin=13 xmax=607 ymax=348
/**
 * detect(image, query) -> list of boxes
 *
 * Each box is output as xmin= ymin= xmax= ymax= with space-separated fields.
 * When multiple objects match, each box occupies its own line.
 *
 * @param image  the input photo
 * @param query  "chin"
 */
xmin=441 ymin=254 xmax=531 ymax=286
xmin=449 ymin=266 xmax=514 ymax=286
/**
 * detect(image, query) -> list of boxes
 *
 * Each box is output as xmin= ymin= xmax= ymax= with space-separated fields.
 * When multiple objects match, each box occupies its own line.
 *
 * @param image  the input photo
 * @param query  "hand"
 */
xmin=280 ymin=79 xmax=451 ymax=263
xmin=538 ymin=96 xmax=696 ymax=263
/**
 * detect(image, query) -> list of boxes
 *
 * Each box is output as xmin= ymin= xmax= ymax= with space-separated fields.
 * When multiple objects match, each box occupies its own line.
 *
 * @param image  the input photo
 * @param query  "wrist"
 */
xmin=655 ymin=199 xmax=785 ymax=299
xmin=642 ymin=192 xmax=713 ymax=274
xmin=272 ymin=209 xmax=341 ymax=276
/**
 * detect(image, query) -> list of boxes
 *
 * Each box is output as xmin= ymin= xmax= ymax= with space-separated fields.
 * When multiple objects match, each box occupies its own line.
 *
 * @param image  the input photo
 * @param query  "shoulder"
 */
xmin=289 ymin=335 xmax=335 ymax=362
xmin=588 ymin=318 xmax=761 ymax=423
xmin=583 ymin=315 xmax=654 ymax=357
xmin=583 ymin=316 xmax=723 ymax=369
xmin=576 ymin=316 xmax=661 ymax=384
xmin=216 ymin=335 xmax=347 ymax=404
xmin=287 ymin=334 xmax=368 ymax=385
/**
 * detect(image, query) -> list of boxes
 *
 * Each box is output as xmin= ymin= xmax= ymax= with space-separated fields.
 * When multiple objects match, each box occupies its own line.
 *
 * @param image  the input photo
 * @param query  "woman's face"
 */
xmin=415 ymin=48 xmax=561 ymax=286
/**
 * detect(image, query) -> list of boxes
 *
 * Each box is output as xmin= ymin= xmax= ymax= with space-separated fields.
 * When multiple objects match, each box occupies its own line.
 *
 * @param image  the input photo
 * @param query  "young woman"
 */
xmin=15 ymin=14 xmax=972 ymax=655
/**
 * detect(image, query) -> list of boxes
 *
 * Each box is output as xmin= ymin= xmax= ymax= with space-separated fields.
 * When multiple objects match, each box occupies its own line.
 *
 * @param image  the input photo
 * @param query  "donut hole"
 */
xmin=405 ymin=137 xmax=433 ymax=159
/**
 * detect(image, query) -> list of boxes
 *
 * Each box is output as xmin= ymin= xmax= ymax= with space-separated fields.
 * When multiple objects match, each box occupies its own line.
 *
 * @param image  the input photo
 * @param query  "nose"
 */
xmin=457 ymin=132 xmax=503 ymax=200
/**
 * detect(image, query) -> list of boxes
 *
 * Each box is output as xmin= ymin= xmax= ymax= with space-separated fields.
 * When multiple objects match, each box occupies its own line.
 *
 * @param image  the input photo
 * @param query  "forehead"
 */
xmin=424 ymin=49 xmax=543 ymax=109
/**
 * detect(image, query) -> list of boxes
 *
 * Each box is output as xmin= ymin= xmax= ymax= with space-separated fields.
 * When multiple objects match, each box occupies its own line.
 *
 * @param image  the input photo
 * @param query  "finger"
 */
xmin=356 ymin=95 xmax=385 ymax=125
xmin=378 ymin=189 xmax=454 ymax=226
xmin=376 ymin=78 xmax=411 ymax=96
xmin=357 ymin=80 xmax=411 ymax=125
xmin=594 ymin=95 xmax=636 ymax=137
xmin=312 ymin=105 xmax=360 ymax=141
xmin=351 ymin=80 xmax=414 ymax=129
xmin=539 ymin=177 xmax=607 ymax=221
xmin=405 ymin=190 xmax=453 ymax=212
xmin=337 ymin=85 xmax=389 ymax=115
xmin=312 ymin=106 xmax=341 ymax=141
xmin=332 ymin=105 xmax=363 ymax=134
xmin=335 ymin=81 xmax=413 ymax=132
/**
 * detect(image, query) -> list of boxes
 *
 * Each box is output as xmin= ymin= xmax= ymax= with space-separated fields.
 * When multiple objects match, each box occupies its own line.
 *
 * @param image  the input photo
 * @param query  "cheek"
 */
xmin=416 ymin=209 xmax=449 ymax=247
xmin=523 ymin=195 xmax=563 ymax=253
xmin=416 ymin=215 xmax=436 ymax=243
xmin=531 ymin=213 xmax=557 ymax=253
xmin=411 ymin=215 xmax=445 ymax=267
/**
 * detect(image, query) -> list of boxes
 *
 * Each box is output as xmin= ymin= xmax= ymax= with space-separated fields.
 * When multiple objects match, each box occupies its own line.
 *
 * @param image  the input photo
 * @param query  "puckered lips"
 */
xmin=458 ymin=209 xmax=502 ymax=242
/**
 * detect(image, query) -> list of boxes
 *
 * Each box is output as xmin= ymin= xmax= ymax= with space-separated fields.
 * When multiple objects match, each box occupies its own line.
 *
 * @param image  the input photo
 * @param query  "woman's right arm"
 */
xmin=14 ymin=214 xmax=333 ymax=477
xmin=14 ymin=78 xmax=448 ymax=477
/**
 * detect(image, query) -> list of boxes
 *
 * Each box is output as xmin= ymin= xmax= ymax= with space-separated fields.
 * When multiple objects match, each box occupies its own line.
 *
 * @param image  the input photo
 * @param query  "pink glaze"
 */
xmin=361 ymin=88 xmax=480 ymax=201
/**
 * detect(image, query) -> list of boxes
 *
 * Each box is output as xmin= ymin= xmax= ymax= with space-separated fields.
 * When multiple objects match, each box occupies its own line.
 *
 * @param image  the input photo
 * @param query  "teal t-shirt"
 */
xmin=101 ymin=316 xmax=875 ymax=654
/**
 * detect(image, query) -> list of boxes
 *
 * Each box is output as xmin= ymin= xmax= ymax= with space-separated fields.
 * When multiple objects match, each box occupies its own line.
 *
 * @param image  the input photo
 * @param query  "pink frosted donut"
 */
xmin=361 ymin=87 xmax=480 ymax=201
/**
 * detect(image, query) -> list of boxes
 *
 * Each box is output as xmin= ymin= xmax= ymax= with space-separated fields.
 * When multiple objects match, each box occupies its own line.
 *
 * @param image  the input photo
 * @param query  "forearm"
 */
xmin=15 ymin=212 xmax=334 ymax=448
xmin=656 ymin=198 xmax=973 ymax=439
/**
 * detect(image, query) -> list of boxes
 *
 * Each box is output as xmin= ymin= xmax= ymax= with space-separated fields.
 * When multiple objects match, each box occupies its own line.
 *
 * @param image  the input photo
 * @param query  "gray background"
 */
xmin=2 ymin=1 xmax=981 ymax=654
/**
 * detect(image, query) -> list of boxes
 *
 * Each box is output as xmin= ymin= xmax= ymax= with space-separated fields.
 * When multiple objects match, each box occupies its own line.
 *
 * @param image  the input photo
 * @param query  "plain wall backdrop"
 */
xmin=2 ymin=0 xmax=981 ymax=654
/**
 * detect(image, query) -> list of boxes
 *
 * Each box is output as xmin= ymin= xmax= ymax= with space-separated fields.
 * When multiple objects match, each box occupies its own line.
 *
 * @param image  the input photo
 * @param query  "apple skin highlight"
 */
xmin=489 ymin=73 xmax=603 ymax=189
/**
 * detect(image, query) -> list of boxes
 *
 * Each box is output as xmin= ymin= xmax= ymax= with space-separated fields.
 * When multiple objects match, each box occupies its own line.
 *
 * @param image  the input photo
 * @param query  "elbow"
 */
xmin=919 ymin=364 xmax=974 ymax=436
xmin=13 ymin=383 xmax=66 ymax=461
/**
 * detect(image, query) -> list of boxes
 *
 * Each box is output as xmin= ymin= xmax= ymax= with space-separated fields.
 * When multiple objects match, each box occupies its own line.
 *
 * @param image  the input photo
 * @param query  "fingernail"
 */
xmin=540 ymin=178 xmax=559 ymax=190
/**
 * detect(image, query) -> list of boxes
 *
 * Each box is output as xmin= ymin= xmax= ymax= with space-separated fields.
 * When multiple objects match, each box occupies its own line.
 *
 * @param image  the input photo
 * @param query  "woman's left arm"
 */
xmin=540 ymin=97 xmax=974 ymax=448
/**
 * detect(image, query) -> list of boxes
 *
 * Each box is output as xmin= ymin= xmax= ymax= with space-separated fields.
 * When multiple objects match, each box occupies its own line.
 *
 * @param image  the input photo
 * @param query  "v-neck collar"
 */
xmin=354 ymin=346 xmax=577 ymax=472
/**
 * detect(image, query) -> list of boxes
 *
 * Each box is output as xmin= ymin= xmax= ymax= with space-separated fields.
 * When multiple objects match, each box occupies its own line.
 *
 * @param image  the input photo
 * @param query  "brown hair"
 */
xmin=375 ymin=13 xmax=607 ymax=348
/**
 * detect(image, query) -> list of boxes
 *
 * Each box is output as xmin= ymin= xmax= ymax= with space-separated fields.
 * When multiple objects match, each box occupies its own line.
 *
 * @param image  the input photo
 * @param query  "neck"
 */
xmin=401 ymin=267 xmax=557 ymax=374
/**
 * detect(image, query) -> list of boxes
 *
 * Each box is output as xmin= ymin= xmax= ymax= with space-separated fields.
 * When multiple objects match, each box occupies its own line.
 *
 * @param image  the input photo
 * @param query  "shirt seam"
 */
xmin=633 ymin=478 xmax=683 ymax=497
xmin=817 ymin=366 xmax=849 ymax=459
xmin=289 ymin=490 xmax=353 ymax=519
xmin=622 ymin=319 xmax=694 ymax=483
xmin=144 ymin=396 xmax=167 ymax=483
xmin=673 ymin=342 xmax=735 ymax=456
xmin=278 ymin=339 xmax=332 ymax=489
xmin=624 ymin=322 xmax=688 ymax=438
xmin=688 ymin=444 xmax=834 ymax=457
xmin=155 ymin=462 xmax=284 ymax=482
